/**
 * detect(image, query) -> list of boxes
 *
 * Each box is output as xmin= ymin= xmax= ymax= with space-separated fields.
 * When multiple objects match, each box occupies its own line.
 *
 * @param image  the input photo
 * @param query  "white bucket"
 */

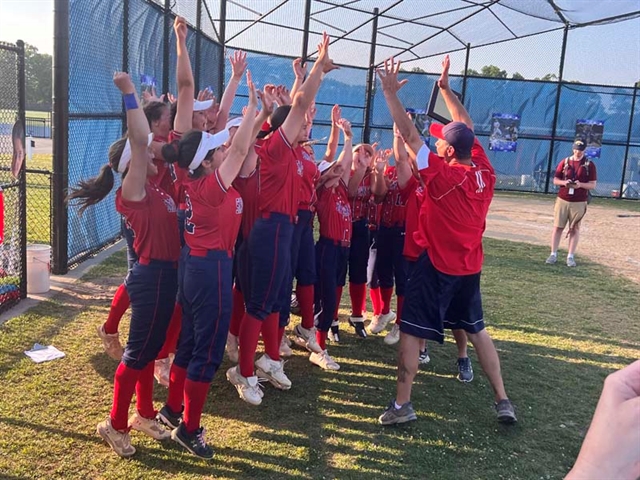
xmin=27 ymin=244 xmax=51 ymax=294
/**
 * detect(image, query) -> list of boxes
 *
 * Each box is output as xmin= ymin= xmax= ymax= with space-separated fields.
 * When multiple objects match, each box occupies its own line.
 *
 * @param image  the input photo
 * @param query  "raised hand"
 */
xmin=337 ymin=118 xmax=353 ymax=140
xmin=257 ymin=85 xmax=277 ymax=116
xmin=275 ymin=85 xmax=292 ymax=106
xmin=113 ymin=72 xmax=135 ymax=94
xmin=376 ymin=57 xmax=408 ymax=94
xmin=292 ymin=58 xmax=307 ymax=79
xmin=437 ymin=54 xmax=450 ymax=90
xmin=317 ymin=32 xmax=339 ymax=74
xmin=331 ymin=104 xmax=342 ymax=126
xmin=174 ymin=16 xmax=187 ymax=42
xmin=230 ymin=50 xmax=248 ymax=80
xmin=166 ymin=91 xmax=176 ymax=104
xmin=374 ymin=148 xmax=392 ymax=173
xmin=197 ymin=88 xmax=214 ymax=101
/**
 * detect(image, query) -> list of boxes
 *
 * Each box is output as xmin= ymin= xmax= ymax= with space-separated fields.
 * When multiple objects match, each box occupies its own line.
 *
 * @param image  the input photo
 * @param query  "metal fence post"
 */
xmin=461 ymin=43 xmax=470 ymax=103
xmin=217 ymin=0 xmax=227 ymax=99
xmin=162 ymin=0 xmax=171 ymax=96
xmin=122 ymin=0 xmax=129 ymax=135
xmin=16 ymin=40 xmax=27 ymax=298
xmin=52 ymin=0 xmax=69 ymax=274
xmin=195 ymin=0 xmax=202 ymax=92
xmin=362 ymin=7 xmax=379 ymax=144
xmin=301 ymin=0 xmax=312 ymax=62
xmin=545 ymin=25 xmax=569 ymax=194
xmin=620 ymin=83 xmax=638 ymax=198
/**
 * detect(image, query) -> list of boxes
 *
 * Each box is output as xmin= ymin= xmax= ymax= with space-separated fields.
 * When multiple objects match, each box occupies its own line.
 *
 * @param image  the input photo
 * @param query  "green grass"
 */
xmin=495 ymin=190 xmax=640 ymax=212
xmin=0 ymin=109 xmax=50 ymax=121
xmin=0 ymin=240 xmax=637 ymax=479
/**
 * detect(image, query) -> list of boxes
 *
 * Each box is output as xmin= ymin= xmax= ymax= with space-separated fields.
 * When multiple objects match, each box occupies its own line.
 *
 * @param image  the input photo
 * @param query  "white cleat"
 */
xmin=226 ymin=366 xmax=263 ymax=405
xmin=383 ymin=323 xmax=401 ymax=345
xmin=369 ymin=311 xmax=396 ymax=334
xmin=309 ymin=350 xmax=340 ymax=371
xmin=255 ymin=354 xmax=292 ymax=390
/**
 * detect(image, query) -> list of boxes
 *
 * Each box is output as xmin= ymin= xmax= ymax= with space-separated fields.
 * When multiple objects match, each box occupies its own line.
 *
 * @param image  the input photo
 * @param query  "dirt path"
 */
xmin=485 ymin=195 xmax=640 ymax=284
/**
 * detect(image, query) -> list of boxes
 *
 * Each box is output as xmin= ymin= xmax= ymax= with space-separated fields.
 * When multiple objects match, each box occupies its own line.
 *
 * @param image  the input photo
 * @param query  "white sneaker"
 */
xmin=226 ymin=333 xmax=239 ymax=364
xmin=97 ymin=324 xmax=124 ymax=360
xmin=154 ymin=357 xmax=171 ymax=387
xmin=255 ymin=354 xmax=292 ymax=390
xmin=280 ymin=335 xmax=293 ymax=357
xmin=292 ymin=325 xmax=322 ymax=353
xmin=309 ymin=350 xmax=340 ymax=371
xmin=97 ymin=418 xmax=136 ymax=457
xmin=226 ymin=366 xmax=263 ymax=405
xmin=545 ymin=253 xmax=557 ymax=264
xmin=369 ymin=311 xmax=396 ymax=334
xmin=328 ymin=320 xmax=340 ymax=343
xmin=128 ymin=412 xmax=171 ymax=440
xmin=383 ymin=323 xmax=401 ymax=345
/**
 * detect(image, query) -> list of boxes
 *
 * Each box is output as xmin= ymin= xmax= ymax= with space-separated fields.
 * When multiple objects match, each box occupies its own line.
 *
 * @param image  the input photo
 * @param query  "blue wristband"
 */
xmin=123 ymin=93 xmax=138 ymax=110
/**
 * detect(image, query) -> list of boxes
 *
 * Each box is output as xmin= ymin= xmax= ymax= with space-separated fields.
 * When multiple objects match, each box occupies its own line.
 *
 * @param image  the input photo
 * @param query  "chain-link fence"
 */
xmin=57 ymin=0 xmax=639 ymax=271
xmin=0 ymin=41 xmax=27 ymax=313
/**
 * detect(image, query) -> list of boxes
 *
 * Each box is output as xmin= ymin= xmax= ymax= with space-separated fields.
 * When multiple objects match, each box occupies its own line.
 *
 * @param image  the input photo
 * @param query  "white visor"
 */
xmin=317 ymin=160 xmax=335 ymax=175
xmin=118 ymin=133 xmax=154 ymax=173
xmin=225 ymin=117 xmax=243 ymax=130
xmin=189 ymin=129 xmax=230 ymax=173
xmin=193 ymin=99 xmax=213 ymax=111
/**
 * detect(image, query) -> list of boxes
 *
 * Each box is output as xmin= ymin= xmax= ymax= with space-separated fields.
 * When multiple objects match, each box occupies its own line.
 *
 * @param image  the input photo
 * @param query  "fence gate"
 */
xmin=0 ymin=41 xmax=27 ymax=314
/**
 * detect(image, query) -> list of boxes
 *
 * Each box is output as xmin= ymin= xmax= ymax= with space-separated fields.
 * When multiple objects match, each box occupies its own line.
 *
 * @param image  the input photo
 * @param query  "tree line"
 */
xmin=0 ymin=43 xmax=52 ymax=111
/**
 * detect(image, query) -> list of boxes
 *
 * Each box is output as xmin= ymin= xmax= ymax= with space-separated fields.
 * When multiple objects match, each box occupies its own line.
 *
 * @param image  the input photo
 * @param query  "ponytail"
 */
xmin=161 ymin=129 xmax=211 ymax=179
xmin=65 ymin=136 xmax=127 ymax=215
xmin=66 ymin=164 xmax=115 ymax=215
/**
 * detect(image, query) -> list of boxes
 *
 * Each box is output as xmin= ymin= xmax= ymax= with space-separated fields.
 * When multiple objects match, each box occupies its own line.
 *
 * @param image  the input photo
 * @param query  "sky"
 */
xmin=0 ymin=0 xmax=638 ymax=86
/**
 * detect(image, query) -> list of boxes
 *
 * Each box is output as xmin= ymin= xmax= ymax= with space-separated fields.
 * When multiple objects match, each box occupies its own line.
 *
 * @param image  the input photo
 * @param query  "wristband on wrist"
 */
xmin=123 ymin=93 xmax=139 ymax=110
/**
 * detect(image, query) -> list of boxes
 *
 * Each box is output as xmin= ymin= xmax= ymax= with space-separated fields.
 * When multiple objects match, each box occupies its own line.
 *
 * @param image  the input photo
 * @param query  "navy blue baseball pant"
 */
xmin=375 ymin=225 xmax=408 ymax=295
xmin=315 ymin=237 xmax=349 ymax=332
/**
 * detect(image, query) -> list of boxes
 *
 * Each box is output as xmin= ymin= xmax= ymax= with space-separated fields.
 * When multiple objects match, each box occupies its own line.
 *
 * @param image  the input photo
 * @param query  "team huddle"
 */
xmin=68 ymin=17 xmax=517 ymax=460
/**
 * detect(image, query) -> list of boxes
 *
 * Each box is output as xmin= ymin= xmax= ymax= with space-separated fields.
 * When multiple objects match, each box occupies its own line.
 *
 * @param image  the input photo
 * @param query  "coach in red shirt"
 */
xmin=376 ymin=55 xmax=517 ymax=426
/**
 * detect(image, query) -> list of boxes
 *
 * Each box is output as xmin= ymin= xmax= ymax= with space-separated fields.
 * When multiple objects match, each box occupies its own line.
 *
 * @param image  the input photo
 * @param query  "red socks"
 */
xmin=229 ymin=286 xmax=245 ymax=337
xmin=396 ymin=295 xmax=404 ymax=324
xmin=369 ymin=287 xmax=382 ymax=316
xmin=296 ymin=284 xmax=315 ymax=329
xmin=157 ymin=303 xmax=182 ymax=359
xmin=135 ymin=362 xmax=156 ymax=419
xmin=238 ymin=313 xmax=262 ymax=378
xmin=262 ymin=313 xmax=280 ymax=361
xmin=349 ymin=283 xmax=366 ymax=317
xmin=316 ymin=329 xmax=327 ymax=350
xmin=278 ymin=326 xmax=286 ymax=346
xmin=104 ymin=283 xmax=130 ymax=334
xmin=183 ymin=379 xmax=211 ymax=433
xmin=166 ymin=364 xmax=188 ymax=414
xmin=334 ymin=286 xmax=343 ymax=319
xmin=110 ymin=362 xmax=142 ymax=431
xmin=381 ymin=287 xmax=393 ymax=315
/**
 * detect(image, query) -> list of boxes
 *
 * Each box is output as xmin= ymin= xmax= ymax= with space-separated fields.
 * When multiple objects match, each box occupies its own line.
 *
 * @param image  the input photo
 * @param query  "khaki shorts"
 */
xmin=554 ymin=197 xmax=587 ymax=229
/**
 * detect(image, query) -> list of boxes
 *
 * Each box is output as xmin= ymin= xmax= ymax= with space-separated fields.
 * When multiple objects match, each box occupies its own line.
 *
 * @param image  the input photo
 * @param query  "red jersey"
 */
xmin=183 ymin=169 xmax=243 ymax=252
xmin=554 ymin=156 xmax=597 ymax=202
xmin=367 ymin=200 xmax=381 ymax=230
xmin=348 ymin=170 xmax=372 ymax=221
xmin=316 ymin=181 xmax=352 ymax=243
xmin=380 ymin=166 xmax=410 ymax=227
xmin=233 ymin=169 xmax=260 ymax=239
xmin=414 ymin=140 xmax=495 ymax=276
xmin=116 ymin=182 xmax=180 ymax=262
xmin=167 ymin=131 xmax=190 ymax=208
xmin=400 ymin=176 xmax=423 ymax=261
xmin=255 ymin=128 xmax=303 ymax=218
xmin=298 ymin=146 xmax=320 ymax=211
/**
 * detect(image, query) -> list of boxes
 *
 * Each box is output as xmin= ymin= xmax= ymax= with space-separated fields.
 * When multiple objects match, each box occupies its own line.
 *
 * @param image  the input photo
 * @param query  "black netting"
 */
xmin=0 ymin=42 xmax=25 ymax=312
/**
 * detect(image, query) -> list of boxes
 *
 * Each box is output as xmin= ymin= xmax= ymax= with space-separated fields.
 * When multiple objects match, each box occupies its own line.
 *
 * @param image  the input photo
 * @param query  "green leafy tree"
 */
xmin=24 ymin=43 xmax=52 ymax=111
xmin=511 ymin=72 xmax=525 ymax=80
xmin=480 ymin=65 xmax=507 ymax=78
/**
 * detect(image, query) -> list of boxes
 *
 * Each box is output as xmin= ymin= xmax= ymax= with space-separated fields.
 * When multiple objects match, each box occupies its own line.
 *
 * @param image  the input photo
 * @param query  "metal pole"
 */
xmin=52 ymin=0 xmax=69 ymax=274
xmin=363 ymin=8 xmax=379 ymax=144
xmin=620 ymin=83 xmax=638 ymax=198
xmin=301 ymin=0 xmax=312 ymax=61
xmin=217 ymin=0 xmax=227 ymax=99
xmin=16 ymin=40 xmax=27 ymax=298
xmin=162 ymin=0 xmax=171 ymax=96
xmin=544 ymin=25 xmax=569 ymax=194
xmin=461 ymin=43 xmax=470 ymax=103
xmin=195 ymin=0 xmax=202 ymax=92
xmin=122 ymin=0 xmax=129 ymax=135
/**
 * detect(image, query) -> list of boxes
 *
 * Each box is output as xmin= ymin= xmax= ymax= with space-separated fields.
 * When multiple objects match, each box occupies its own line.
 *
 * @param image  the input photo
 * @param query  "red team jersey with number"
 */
xmin=116 ymin=182 xmax=180 ymax=262
xmin=255 ymin=128 xmax=303 ymax=218
xmin=399 ymin=176 xmax=423 ymax=261
xmin=316 ymin=181 xmax=352 ymax=243
xmin=348 ymin=170 xmax=372 ymax=221
xmin=233 ymin=169 xmax=260 ymax=239
xmin=414 ymin=139 xmax=495 ymax=276
xmin=380 ymin=166 xmax=412 ymax=227
xmin=298 ymin=146 xmax=320 ymax=211
xmin=183 ymin=170 xmax=243 ymax=252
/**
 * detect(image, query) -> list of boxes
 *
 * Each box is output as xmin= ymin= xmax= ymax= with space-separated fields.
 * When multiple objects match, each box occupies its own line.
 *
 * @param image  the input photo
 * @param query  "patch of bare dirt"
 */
xmin=485 ymin=195 xmax=640 ymax=284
